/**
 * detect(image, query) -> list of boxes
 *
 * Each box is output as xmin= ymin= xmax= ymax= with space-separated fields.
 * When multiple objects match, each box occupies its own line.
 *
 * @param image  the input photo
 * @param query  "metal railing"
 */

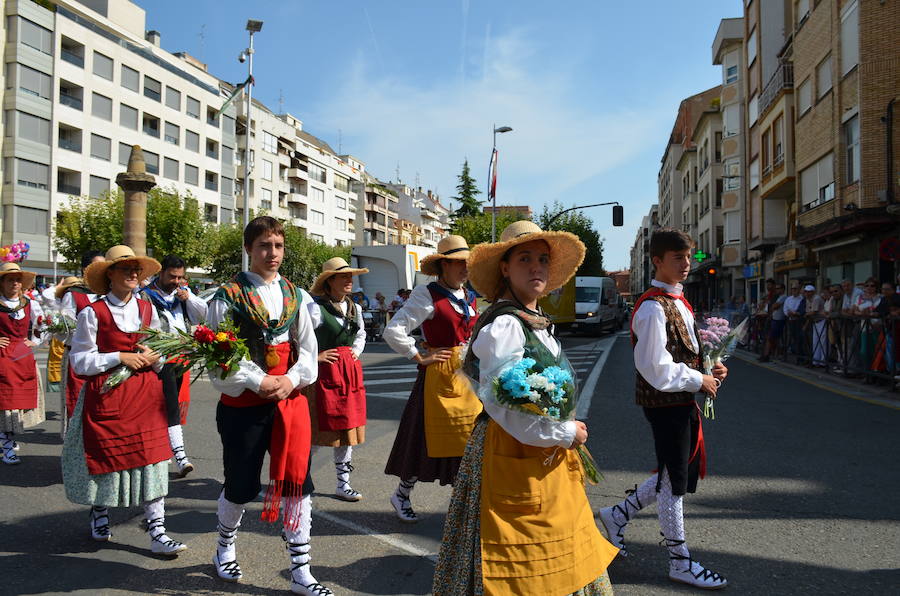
xmin=760 ymin=62 xmax=794 ymax=117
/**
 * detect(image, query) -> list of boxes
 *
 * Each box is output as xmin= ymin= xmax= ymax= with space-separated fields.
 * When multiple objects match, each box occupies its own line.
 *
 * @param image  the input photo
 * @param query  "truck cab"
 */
xmin=572 ymin=276 xmax=621 ymax=335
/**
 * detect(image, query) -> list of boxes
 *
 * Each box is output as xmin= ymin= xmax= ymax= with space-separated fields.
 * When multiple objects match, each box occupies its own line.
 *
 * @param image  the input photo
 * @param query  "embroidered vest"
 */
xmin=634 ymin=295 xmax=701 ymax=408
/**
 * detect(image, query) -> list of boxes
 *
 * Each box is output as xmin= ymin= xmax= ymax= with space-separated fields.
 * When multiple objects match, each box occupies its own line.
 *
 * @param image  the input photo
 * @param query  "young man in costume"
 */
xmin=598 ymin=228 xmax=729 ymax=590
xmin=140 ymin=254 xmax=208 ymax=477
xmin=206 ymin=216 xmax=330 ymax=596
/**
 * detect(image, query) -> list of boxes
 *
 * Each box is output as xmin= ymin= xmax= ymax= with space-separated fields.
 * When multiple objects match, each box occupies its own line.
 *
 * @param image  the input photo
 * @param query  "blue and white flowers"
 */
xmin=496 ymin=358 xmax=572 ymax=419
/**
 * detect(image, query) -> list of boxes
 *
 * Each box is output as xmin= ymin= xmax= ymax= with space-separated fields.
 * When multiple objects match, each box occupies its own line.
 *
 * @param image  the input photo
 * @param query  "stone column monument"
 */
xmin=116 ymin=145 xmax=156 ymax=256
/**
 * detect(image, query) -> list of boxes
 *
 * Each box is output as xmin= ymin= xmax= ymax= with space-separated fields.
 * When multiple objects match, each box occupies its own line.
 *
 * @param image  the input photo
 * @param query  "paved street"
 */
xmin=2 ymin=333 xmax=898 ymax=595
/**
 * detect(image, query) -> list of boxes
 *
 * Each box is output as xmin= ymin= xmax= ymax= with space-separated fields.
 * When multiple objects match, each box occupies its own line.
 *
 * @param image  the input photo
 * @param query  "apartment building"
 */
xmin=356 ymin=174 xmax=400 ymax=246
xmin=2 ymin=0 xmax=238 ymax=274
xmin=629 ymin=204 xmax=658 ymax=296
xmin=387 ymin=183 xmax=451 ymax=249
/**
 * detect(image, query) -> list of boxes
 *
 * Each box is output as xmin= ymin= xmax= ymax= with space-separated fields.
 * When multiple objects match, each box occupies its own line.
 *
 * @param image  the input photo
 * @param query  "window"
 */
xmin=724 ymin=211 xmax=741 ymax=243
xmin=93 ymin=52 xmax=113 ymax=80
xmin=164 ymin=122 xmax=179 ymax=145
xmin=800 ymin=153 xmax=834 ymax=210
xmin=15 ymin=206 xmax=47 ymax=235
xmin=334 ymin=175 xmax=349 ymax=192
xmin=118 ymin=142 xmax=132 ymax=166
xmin=749 ymin=158 xmax=759 ymax=189
xmin=17 ymin=112 xmax=50 ymax=145
xmin=206 ymin=139 xmax=219 ymax=159
xmin=725 ymin=66 xmax=738 ymax=85
xmin=221 ymin=207 xmax=233 ymax=223
xmin=714 ymin=132 xmax=722 ymax=162
xmin=748 ymin=94 xmax=759 ymax=126
xmin=186 ymin=130 xmax=199 ymax=152
xmin=335 ymin=196 xmax=347 ymax=210
xmin=207 ymin=107 xmax=220 ymax=127
xmin=144 ymin=76 xmax=161 ymax=101
xmin=310 ymin=186 xmax=325 ymax=202
xmin=223 ymin=115 xmax=236 ymax=135
xmin=60 ymin=37 xmax=84 ymax=67
xmin=845 ymin=115 xmax=860 ymax=183
xmin=16 ymin=158 xmax=49 ymax=190
xmin=261 ymin=188 xmax=272 ymax=210
xmin=142 ymin=113 xmax=160 ymax=138
xmin=90 ymin=134 xmax=111 ymax=161
xmin=163 ymin=157 xmax=178 ymax=180
xmin=262 ymin=159 xmax=273 ymax=181
xmin=91 ymin=92 xmax=112 ymax=120
xmin=262 ymin=131 xmax=278 ymax=153
xmin=58 ymin=125 xmax=81 ymax=152
xmin=796 ymin=0 xmax=810 ymax=26
xmin=164 ymin=86 xmax=181 ymax=110
xmin=17 ymin=64 xmax=52 ymax=99
xmin=747 ymin=28 xmax=757 ymax=66
xmin=57 ymin=169 xmax=80 ymax=195
xmin=308 ymin=162 xmax=327 ymax=184
xmin=773 ymin=116 xmax=784 ymax=165
xmin=205 ymin=203 xmax=218 ymax=223
xmin=89 ymin=175 xmax=109 ymax=198
xmin=186 ymin=96 xmax=200 ymax=119
xmin=121 ymin=65 xmax=139 ymax=92
xmin=310 ymin=233 xmax=324 ymax=243
xmin=144 ymin=150 xmax=159 ymax=175
xmin=335 ymin=217 xmax=347 ymax=231
xmin=185 ymin=164 xmax=199 ymax=186
xmin=310 ymin=210 xmax=324 ymax=225
xmin=723 ymin=50 xmax=739 ymax=85
xmin=817 ymin=55 xmax=832 ymax=98
xmin=18 ymin=18 xmax=52 ymax=55
xmin=723 ymin=104 xmax=740 ymax=137
xmin=798 ymin=78 xmax=812 ymax=114
xmin=222 ymin=145 xmax=233 ymax=165
xmin=120 ymin=103 xmax=138 ymax=130
xmin=205 ymin=170 xmax=218 ymax=191
xmin=221 ymin=177 xmax=233 ymax=196
xmin=840 ymin=1 xmax=859 ymax=76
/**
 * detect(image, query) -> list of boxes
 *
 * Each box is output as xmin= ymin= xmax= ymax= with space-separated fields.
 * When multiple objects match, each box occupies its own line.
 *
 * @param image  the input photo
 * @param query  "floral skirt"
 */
xmin=433 ymin=415 xmax=613 ymax=596
xmin=0 ymin=364 xmax=45 ymax=434
xmin=62 ymin=389 xmax=168 ymax=507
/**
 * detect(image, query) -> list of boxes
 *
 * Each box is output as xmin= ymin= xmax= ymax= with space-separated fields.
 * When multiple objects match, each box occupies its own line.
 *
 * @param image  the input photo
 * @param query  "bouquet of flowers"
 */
xmin=0 ymin=241 xmax=29 ymax=263
xmin=494 ymin=358 xmax=601 ymax=484
xmin=35 ymin=310 xmax=77 ymax=338
xmin=100 ymin=318 xmax=250 ymax=394
xmin=697 ymin=316 xmax=748 ymax=419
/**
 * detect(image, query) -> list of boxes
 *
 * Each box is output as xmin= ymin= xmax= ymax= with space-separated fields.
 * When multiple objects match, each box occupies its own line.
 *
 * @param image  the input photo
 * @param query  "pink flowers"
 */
xmin=699 ymin=317 xmax=731 ymax=351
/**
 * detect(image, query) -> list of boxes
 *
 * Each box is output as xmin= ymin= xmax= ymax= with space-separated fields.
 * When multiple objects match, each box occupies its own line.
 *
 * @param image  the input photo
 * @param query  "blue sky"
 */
xmin=138 ymin=0 xmax=742 ymax=270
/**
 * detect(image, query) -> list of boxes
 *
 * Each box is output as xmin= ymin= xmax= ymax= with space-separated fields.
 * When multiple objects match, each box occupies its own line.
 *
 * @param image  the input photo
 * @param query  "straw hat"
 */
xmin=310 ymin=257 xmax=369 ymax=296
xmin=467 ymin=220 xmax=585 ymax=301
xmin=419 ymin=235 xmax=472 ymax=277
xmin=0 ymin=262 xmax=37 ymax=290
xmin=83 ymin=245 xmax=161 ymax=295
xmin=54 ymin=276 xmax=86 ymax=299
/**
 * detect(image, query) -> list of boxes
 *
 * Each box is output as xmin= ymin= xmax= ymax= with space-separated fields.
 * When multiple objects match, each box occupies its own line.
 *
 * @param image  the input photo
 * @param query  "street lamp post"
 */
xmin=241 ymin=19 xmax=263 ymax=272
xmin=490 ymin=124 xmax=513 ymax=242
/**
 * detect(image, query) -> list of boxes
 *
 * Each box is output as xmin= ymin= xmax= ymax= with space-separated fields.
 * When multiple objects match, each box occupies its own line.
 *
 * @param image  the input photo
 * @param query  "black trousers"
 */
xmin=160 ymin=363 xmax=184 ymax=427
xmin=216 ymin=401 xmax=314 ymax=505
xmin=643 ymin=402 xmax=701 ymax=496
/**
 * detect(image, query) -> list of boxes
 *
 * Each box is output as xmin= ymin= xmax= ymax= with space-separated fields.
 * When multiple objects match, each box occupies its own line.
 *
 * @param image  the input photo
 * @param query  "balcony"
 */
xmin=58 ymin=138 xmax=81 ymax=153
xmin=288 ymin=193 xmax=306 ymax=205
xmin=60 ymin=49 xmax=84 ymax=68
xmin=287 ymin=167 xmax=308 ymax=180
xmin=57 ymin=183 xmax=80 ymax=195
xmin=759 ymin=62 xmax=793 ymax=119
xmin=59 ymin=93 xmax=82 ymax=110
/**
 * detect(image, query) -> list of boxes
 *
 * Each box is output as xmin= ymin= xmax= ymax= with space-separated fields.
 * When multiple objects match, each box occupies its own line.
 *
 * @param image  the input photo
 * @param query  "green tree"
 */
xmin=536 ymin=201 xmax=605 ymax=276
xmin=452 ymin=159 xmax=482 ymax=218
xmin=54 ymin=192 xmax=124 ymax=271
xmin=451 ymin=211 xmax=528 ymax=246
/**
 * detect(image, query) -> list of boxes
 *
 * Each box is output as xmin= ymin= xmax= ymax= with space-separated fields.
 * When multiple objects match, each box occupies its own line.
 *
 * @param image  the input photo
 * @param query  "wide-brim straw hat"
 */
xmin=55 ymin=276 xmax=86 ymax=299
xmin=0 ymin=262 xmax=37 ymax=290
xmin=310 ymin=257 xmax=369 ymax=296
xmin=467 ymin=220 xmax=585 ymax=302
xmin=420 ymin=235 xmax=471 ymax=276
xmin=83 ymin=245 xmax=161 ymax=295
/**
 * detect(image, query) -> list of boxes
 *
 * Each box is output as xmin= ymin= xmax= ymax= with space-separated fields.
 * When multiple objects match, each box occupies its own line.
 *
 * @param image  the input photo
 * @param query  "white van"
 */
xmin=571 ymin=276 xmax=621 ymax=335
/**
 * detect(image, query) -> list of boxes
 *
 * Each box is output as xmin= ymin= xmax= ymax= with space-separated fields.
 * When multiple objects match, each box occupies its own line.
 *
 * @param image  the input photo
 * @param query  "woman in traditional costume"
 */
xmin=0 ymin=263 xmax=45 ymax=465
xmin=306 ymin=257 xmax=369 ymax=501
xmin=433 ymin=221 xmax=618 ymax=595
xmin=62 ymin=245 xmax=186 ymax=556
xmin=382 ymin=235 xmax=482 ymax=522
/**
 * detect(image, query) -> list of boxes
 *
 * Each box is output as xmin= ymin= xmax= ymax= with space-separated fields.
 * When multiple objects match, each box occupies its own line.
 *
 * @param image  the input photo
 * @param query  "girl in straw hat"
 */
xmin=0 ymin=262 xmax=46 ymax=465
xmin=307 ymin=257 xmax=369 ymax=502
xmin=433 ymin=221 xmax=618 ymax=595
xmin=62 ymin=245 xmax=187 ymax=556
xmin=382 ymin=235 xmax=482 ymax=523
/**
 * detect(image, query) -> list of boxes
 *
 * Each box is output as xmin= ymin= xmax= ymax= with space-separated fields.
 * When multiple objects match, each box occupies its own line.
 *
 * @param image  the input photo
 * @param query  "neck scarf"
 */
xmin=428 ymin=282 xmax=475 ymax=322
xmin=314 ymin=294 xmax=358 ymax=335
xmin=143 ymin=281 xmax=181 ymax=314
xmin=0 ymin=296 xmax=27 ymax=314
xmin=215 ymin=272 xmax=299 ymax=341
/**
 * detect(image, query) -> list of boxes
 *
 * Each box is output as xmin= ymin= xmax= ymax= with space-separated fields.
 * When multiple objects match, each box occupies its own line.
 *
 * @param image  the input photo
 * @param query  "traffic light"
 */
xmin=706 ymin=267 xmax=717 ymax=276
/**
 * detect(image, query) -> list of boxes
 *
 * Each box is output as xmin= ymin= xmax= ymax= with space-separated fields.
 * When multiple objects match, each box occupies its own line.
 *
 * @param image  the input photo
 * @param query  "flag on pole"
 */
xmin=488 ymin=148 xmax=499 ymax=199
xmin=215 ymin=75 xmax=254 ymax=118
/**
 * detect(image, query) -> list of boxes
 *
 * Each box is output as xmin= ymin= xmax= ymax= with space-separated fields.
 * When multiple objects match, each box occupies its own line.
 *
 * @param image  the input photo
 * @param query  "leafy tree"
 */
xmin=146 ymin=189 xmax=213 ymax=268
xmin=536 ymin=201 xmax=605 ymax=276
xmin=452 ymin=159 xmax=482 ymax=218
xmin=451 ymin=211 xmax=528 ymax=246
xmin=54 ymin=192 xmax=124 ymax=272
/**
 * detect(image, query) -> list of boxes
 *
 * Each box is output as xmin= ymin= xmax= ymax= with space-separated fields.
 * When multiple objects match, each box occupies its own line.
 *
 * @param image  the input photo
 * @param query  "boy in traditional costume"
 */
xmin=307 ymin=257 xmax=368 ymax=502
xmin=598 ymin=228 xmax=728 ymax=590
xmin=434 ymin=221 xmax=618 ymax=595
xmin=382 ymin=235 xmax=482 ymax=522
xmin=140 ymin=254 xmax=208 ymax=477
xmin=0 ymin=263 xmax=45 ymax=465
xmin=206 ymin=217 xmax=330 ymax=596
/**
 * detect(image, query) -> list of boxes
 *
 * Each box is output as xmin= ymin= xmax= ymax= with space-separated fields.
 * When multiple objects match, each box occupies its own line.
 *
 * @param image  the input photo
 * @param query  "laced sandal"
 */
xmin=285 ymin=538 xmax=334 ymax=596
xmin=662 ymin=535 xmax=727 ymax=590
xmin=335 ymin=462 xmax=362 ymax=502
xmin=90 ymin=506 xmax=112 ymax=542
xmin=598 ymin=484 xmax=643 ymax=556
xmin=1 ymin=451 xmax=20 ymax=465
xmin=213 ymin=521 xmax=242 ymax=581
xmin=390 ymin=490 xmax=418 ymax=523
xmin=172 ymin=447 xmax=194 ymax=478
xmin=1 ymin=434 xmax=20 ymax=465
xmin=146 ymin=517 xmax=187 ymax=556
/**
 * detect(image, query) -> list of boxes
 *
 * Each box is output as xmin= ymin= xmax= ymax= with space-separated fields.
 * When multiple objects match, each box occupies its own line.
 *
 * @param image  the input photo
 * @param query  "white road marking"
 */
xmin=365 ymin=377 xmax=419 ymax=386
xmin=367 ymin=391 xmax=412 ymax=400
xmin=312 ymin=509 xmax=437 ymax=564
xmin=576 ymin=334 xmax=619 ymax=419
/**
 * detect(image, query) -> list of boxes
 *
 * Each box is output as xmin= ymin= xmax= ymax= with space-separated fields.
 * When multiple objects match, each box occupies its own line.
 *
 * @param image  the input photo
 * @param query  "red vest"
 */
xmin=64 ymin=290 xmax=95 ymax=418
xmin=0 ymin=300 xmax=38 ymax=410
xmin=421 ymin=286 xmax=478 ymax=347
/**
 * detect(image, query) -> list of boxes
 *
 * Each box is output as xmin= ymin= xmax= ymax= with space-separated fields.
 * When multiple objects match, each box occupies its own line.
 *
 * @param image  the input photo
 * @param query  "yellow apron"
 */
xmin=422 ymin=346 xmax=483 ymax=458
xmin=480 ymin=419 xmax=619 ymax=595
xmin=47 ymin=337 xmax=65 ymax=385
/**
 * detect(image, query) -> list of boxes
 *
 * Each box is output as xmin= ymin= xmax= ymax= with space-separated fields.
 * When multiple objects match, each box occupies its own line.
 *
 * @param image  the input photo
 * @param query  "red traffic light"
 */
xmin=707 ymin=267 xmax=717 ymax=275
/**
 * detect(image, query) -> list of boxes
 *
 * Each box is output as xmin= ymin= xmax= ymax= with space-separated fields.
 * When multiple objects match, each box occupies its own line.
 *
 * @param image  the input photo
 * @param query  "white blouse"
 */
xmin=206 ymin=272 xmax=318 ymax=397
xmin=145 ymin=283 xmax=209 ymax=333
xmin=308 ymin=299 xmax=367 ymax=358
xmin=383 ymin=283 xmax=476 ymax=359
xmin=471 ymin=311 xmax=577 ymax=449
xmin=632 ymin=279 xmax=703 ymax=393
xmin=60 ymin=290 xmax=100 ymax=320
xmin=1 ymin=296 xmax=44 ymax=345
xmin=70 ymin=293 xmax=162 ymax=376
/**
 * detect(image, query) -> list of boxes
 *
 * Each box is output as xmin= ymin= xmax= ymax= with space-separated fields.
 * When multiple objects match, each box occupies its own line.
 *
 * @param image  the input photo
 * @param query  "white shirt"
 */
xmin=145 ymin=282 xmax=208 ymax=333
xmin=632 ymin=280 xmax=703 ymax=394
xmin=1 ymin=296 xmax=44 ymax=345
xmin=40 ymin=286 xmax=59 ymax=310
xmin=206 ymin=272 xmax=318 ymax=397
xmin=308 ymin=298 xmax=367 ymax=358
xmin=60 ymin=290 xmax=100 ymax=319
xmin=472 ymin=310 xmax=577 ymax=449
xmin=783 ymin=294 xmax=805 ymax=316
xmin=383 ymin=283 xmax=477 ymax=359
xmin=70 ymin=293 xmax=162 ymax=376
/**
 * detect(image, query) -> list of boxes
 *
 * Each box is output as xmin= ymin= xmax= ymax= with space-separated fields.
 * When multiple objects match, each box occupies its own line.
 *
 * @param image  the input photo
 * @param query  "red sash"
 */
xmin=65 ymin=292 xmax=95 ymax=418
xmin=80 ymin=299 xmax=170 ymax=475
xmin=0 ymin=301 xmax=38 ymax=411
xmin=177 ymin=371 xmax=191 ymax=425
xmin=315 ymin=345 xmax=366 ymax=431
xmin=630 ymin=285 xmax=694 ymax=344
